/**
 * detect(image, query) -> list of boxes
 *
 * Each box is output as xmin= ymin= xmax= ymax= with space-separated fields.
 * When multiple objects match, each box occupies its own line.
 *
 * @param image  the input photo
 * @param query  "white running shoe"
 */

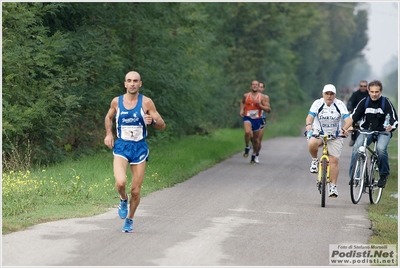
xmin=254 ymin=156 xmax=259 ymax=164
xmin=329 ymin=184 xmax=338 ymax=198
xmin=310 ymin=159 xmax=319 ymax=173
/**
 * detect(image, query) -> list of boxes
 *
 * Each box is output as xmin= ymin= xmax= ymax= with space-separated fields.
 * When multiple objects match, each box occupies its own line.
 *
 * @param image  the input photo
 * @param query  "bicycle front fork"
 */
xmin=318 ymin=156 xmax=330 ymax=183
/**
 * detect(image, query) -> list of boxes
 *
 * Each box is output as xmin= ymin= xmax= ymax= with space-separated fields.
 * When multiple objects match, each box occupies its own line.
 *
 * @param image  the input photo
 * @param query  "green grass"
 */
xmin=367 ymin=130 xmax=398 ymax=245
xmin=2 ymin=102 xmax=397 ymax=249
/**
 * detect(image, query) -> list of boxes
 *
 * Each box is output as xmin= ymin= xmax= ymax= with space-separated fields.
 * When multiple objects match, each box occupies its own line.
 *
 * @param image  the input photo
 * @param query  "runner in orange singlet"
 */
xmin=239 ymin=80 xmax=271 ymax=164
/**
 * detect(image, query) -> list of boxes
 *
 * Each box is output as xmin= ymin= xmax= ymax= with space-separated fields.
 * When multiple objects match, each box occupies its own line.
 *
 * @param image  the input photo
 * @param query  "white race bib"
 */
xmin=246 ymin=109 xmax=259 ymax=119
xmin=121 ymin=125 xmax=143 ymax=141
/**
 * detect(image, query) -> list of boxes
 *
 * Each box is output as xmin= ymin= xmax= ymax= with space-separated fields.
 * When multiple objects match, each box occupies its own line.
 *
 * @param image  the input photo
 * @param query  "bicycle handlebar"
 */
xmin=349 ymin=129 xmax=389 ymax=136
xmin=303 ymin=130 xmax=346 ymax=140
xmin=317 ymin=134 xmax=347 ymax=140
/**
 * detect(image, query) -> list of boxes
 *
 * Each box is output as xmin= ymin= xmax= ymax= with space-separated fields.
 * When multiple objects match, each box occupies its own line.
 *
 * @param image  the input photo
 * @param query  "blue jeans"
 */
xmin=349 ymin=131 xmax=392 ymax=178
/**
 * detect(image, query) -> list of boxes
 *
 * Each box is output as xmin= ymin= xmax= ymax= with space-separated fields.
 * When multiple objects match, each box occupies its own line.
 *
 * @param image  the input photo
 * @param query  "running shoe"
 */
xmin=118 ymin=197 xmax=128 ymax=219
xmin=254 ymin=155 xmax=260 ymax=164
xmin=243 ymin=146 xmax=250 ymax=158
xmin=329 ymin=184 xmax=338 ymax=198
xmin=122 ymin=218 xmax=134 ymax=233
xmin=310 ymin=159 xmax=319 ymax=173
xmin=250 ymin=155 xmax=256 ymax=164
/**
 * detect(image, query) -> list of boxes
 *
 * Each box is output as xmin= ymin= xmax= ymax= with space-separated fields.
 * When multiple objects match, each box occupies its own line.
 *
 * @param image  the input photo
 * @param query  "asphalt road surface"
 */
xmin=2 ymin=136 xmax=373 ymax=266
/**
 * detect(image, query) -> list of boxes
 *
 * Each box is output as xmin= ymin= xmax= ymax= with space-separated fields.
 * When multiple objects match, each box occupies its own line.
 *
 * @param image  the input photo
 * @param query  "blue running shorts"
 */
xmin=113 ymin=139 xmax=149 ymax=164
xmin=243 ymin=116 xmax=263 ymax=132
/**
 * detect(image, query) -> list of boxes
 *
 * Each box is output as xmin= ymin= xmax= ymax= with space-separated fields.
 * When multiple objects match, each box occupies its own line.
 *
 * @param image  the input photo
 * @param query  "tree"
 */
xmin=2 ymin=3 xmax=81 ymax=165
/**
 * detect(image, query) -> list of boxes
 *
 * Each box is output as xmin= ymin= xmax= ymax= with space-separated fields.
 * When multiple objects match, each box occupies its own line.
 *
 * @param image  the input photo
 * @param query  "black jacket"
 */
xmin=347 ymin=90 xmax=369 ymax=112
xmin=351 ymin=96 xmax=398 ymax=132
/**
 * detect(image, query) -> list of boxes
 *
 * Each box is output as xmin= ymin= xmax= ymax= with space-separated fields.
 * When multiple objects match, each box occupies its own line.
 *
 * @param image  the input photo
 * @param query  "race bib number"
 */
xmin=121 ymin=125 xmax=143 ymax=141
xmin=246 ymin=109 xmax=259 ymax=119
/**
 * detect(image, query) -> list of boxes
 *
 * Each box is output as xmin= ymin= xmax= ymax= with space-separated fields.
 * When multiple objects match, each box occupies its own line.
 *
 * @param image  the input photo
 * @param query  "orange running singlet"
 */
xmin=244 ymin=93 xmax=262 ymax=119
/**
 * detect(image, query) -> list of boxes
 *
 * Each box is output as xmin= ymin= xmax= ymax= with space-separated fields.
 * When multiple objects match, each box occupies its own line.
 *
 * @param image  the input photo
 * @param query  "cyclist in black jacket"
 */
xmin=348 ymin=80 xmax=398 ymax=188
xmin=347 ymin=80 xmax=369 ymax=146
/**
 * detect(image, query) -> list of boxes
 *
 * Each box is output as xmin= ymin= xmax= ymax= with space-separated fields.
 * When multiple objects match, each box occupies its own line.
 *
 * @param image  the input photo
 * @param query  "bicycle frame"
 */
xmin=359 ymin=131 xmax=381 ymax=158
xmin=318 ymin=134 xmax=330 ymax=184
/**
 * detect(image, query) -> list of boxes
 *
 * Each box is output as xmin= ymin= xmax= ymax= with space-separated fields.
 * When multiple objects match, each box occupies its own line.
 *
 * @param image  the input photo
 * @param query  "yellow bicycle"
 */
xmin=306 ymin=130 xmax=345 ymax=207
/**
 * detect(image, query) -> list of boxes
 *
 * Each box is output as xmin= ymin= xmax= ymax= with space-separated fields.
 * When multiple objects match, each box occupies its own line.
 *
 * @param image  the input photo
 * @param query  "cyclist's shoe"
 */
xmin=250 ymin=155 xmax=256 ymax=165
xmin=254 ymin=155 xmax=260 ymax=164
xmin=243 ymin=146 xmax=250 ymax=158
xmin=329 ymin=184 xmax=338 ymax=198
xmin=118 ymin=196 xmax=128 ymax=219
xmin=310 ymin=159 xmax=319 ymax=173
xmin=349 ymin=140 xmax=355 ymax=147
xmin=349 ymin=177 xmax=360 ymax=186
xmin=377 ymin=175 xmax=387 ymax=188
xmin=122 ymin=218 xmax=134 ymax=233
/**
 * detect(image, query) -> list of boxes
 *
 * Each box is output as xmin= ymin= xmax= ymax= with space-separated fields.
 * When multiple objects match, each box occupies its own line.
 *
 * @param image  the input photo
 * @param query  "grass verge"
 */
xmin=367 ymin=130 xmax=398 ymax=246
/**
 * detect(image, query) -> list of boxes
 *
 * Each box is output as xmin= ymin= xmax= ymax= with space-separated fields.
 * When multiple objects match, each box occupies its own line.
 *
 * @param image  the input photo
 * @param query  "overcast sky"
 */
xmin=363 ymin=2 xmax=398 ymax=78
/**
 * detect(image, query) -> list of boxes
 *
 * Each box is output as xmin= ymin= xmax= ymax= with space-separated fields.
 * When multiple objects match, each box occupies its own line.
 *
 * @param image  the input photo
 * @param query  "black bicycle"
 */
xmin=349 ymin=129 xmax=388 ymax=204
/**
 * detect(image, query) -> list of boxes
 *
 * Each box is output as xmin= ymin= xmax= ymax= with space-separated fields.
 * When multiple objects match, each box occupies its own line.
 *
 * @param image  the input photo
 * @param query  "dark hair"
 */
xmin=368 ymin=80 xmax=383 ymax=91
xmin=259 ymin=81 xmax=265 ymax=86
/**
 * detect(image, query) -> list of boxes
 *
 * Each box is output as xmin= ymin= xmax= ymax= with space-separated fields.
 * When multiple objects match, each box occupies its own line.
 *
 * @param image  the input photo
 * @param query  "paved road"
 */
xmin=2 ymin=136 xmax=373 ymax=266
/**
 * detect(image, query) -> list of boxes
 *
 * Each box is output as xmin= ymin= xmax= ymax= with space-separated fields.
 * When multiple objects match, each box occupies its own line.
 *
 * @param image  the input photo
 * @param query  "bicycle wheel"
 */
xmin=369 ymin=157 xmax=383 ymax=204
xmin=320 ymin=158 xmax=328 ymax=207
xmin=350 ymin=154 xmax=365 ymax=204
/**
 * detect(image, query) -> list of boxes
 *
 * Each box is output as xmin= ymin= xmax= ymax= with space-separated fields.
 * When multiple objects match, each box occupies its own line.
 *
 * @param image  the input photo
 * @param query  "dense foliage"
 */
xmin=3 ymin=2 xmax=373 ymax=167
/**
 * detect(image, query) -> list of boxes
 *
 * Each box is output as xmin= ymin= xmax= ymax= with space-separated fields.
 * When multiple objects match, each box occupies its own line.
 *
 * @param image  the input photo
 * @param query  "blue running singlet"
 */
xmin=113 ymin=94 xmax=149 ymax=164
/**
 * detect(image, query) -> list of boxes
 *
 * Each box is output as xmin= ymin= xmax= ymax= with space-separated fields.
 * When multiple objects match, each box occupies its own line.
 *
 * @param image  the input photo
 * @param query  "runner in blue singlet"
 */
xmin=104 ymin=71 xmax=166 ymax=233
